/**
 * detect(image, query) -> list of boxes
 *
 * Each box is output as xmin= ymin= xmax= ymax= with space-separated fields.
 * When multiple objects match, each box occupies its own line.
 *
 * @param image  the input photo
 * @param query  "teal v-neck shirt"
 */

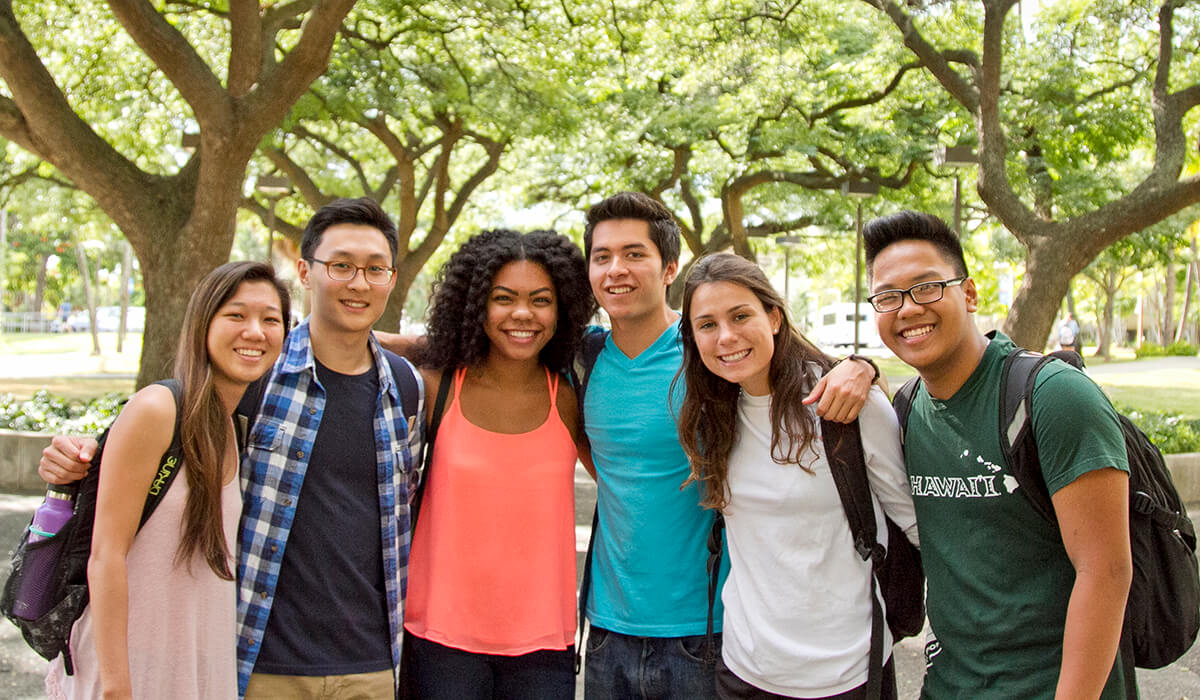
xmin=583 ymin=322 xmax=727 ymax=636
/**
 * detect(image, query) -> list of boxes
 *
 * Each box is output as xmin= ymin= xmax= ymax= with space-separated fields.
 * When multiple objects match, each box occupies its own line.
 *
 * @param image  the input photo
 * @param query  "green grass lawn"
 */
xmin=876 ymin=352 xmax=1197 ymax=420
xmin=0 ymin=332 xmax=142 ymax=356
xmin=0 ymin=334 xmax=1193 ymax=419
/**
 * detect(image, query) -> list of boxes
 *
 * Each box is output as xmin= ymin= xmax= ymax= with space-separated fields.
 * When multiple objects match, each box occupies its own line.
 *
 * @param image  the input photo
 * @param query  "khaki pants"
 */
xmin=245 ymin=669 xmax=394 ymax=700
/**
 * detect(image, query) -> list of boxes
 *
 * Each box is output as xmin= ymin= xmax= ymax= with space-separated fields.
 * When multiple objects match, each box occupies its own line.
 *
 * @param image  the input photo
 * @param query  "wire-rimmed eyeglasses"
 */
xmin=307 ymin=258 xmax=395 ymax=286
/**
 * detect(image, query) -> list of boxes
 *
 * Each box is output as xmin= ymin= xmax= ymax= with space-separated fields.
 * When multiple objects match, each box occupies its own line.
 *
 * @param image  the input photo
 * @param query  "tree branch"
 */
xmin=861 ymin=0 xmax=980 ymax=112
xmin=106 ymin=0 xmax=228 ymax=124
xmin=240 ymin=0 xmax=356 ymax=142
xmin=261 ymin=145 xmax=332 ymax=209
xmin=809 ymin=62 xmax=922 ymax=124
xmin=227 ymin=0 xmax=265 ymax=97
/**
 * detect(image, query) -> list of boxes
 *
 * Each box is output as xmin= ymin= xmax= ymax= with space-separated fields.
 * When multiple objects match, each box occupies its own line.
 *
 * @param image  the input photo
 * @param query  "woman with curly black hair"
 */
xmin=403 ymin=228 xmax=595 ymax=699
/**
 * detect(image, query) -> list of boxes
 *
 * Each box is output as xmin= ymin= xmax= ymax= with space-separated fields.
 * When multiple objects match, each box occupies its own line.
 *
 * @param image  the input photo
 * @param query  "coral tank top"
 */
xmin=404 ymin=367 xmax=578 ymax=654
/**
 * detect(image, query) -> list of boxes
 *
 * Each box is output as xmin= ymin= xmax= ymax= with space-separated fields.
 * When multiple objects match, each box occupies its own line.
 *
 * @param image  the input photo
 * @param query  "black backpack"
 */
xmin=892 ymin=339 xmax=1200 ymax=674
xmin=0 ymin=379 xmax=185 ymax=675
xmin=705 ymin=417 xmax=925 ymax=699
xmin=573 ymin=328 xmax=609 ymax=674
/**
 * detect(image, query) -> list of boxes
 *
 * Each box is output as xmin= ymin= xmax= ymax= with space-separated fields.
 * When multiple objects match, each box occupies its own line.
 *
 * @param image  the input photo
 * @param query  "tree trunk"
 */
xmin=117 ymin=240 xmax=132 ymax=353
xmin=1178 ymin=236 xmax=1198 ymax=342
xmin=1097 ymin=268 xmax=1117 ymax=360
xmin=1164 ymin=257 xmax=1175 ymax=344
xmin=1001 ymin=239 xmax=1075 ymax=352
xmin=34 ymin=254 xmax=47 ymax=315
xmin=73 ymin=240 xmax=100 ymax=355
xmin=131 ymin=176 xmax=240 ymax=387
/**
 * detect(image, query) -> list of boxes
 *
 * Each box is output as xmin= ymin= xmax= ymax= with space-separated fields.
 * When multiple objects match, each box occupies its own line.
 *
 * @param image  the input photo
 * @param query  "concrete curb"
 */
xmin=2 ymin=428 xmax=1199 ymax=504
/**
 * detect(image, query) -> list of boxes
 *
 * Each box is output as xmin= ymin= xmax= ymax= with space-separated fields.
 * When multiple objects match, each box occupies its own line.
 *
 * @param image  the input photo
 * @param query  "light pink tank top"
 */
xmin=404 ymin=367 xmax=578 ymax=655
xmin=45 ymin=471 xmax=240 ymax=700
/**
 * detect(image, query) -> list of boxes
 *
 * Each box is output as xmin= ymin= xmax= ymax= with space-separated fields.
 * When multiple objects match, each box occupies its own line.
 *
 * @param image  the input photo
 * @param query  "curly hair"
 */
xmin=416 ymin=229 xmax=595 ymax=373
xmin=674 ymin=253 xmax=833 ymax=511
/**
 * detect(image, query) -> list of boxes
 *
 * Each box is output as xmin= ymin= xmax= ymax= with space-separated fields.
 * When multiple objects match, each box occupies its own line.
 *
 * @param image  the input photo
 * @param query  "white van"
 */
xmin=812 ymin=303 xmax=883 ymax=349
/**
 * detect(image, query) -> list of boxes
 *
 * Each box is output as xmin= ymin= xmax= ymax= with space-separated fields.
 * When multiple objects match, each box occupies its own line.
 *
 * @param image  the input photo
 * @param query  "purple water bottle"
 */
xmin=12 ymin=485 xmax=75 ymax=620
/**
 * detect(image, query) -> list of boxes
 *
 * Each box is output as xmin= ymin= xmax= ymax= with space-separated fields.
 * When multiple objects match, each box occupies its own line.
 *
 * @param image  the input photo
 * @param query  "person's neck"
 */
xmin=473 ymin=353 xmax=543 ymax=390
xmin=213 ymin=378 xmax=246 ymax=416
xmin=609 ymin=304 xmax=679 ymax=359
xmin=921 ymin=331 xmax=989 ymax=400
xmin=309 ymin=321 xmax=375 ymax=375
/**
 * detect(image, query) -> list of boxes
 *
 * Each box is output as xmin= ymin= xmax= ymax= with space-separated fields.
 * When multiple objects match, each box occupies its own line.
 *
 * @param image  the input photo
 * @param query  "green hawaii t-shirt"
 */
xmin=905 ymin=333 xmax=1129 ymax=699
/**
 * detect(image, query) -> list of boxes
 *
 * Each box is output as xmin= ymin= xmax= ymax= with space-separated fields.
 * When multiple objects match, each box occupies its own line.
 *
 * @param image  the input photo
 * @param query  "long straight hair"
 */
xmin=675 ymin=253 xmax=833 ymax=510
xmin=173 ymin=262 xmax=290 ymax=578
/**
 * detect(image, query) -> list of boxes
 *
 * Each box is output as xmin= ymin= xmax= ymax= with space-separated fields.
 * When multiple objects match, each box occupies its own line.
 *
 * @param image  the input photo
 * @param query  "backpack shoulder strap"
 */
xmin=384 ymin=350 xmax=421 ymax=427
xmin=998 ymin=349 xmax=1058 ymax=523
xmin=891 ymin=376 xmax=922 ymax=448
xmin=136 ymin=378 xmax=185 ymax=529
xmin=820 ymin=416 xmax=885 ymax=698
xmin=822 ymin=418 xmax=880 ymax=564
xmin=572 ymin=329 xmax=610 ymax=408
xmin=410 ymin=366 xmax=453 ymax=528
xmin=572 ymin=327 xmax=609 ymax=674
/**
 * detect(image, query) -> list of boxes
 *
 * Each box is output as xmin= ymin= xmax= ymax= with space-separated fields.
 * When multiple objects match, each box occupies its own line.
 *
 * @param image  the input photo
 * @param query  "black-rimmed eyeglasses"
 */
xmin=307 ymin=258 xmax=395 ymax=286
xmin=867 ymin=277 xmax=966 ymax=313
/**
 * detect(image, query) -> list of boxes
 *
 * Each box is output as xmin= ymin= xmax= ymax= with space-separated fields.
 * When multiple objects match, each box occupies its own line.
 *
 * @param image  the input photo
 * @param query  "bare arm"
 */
xmin=376 ymin=331 xmax=423 ymax=358
xmin=803 ymin=357 xmax=877 ymax=423
xmin=1052 ymin=467 xmax=1132 ymax=699
xmin=556 ymin=379 xmax=595 ymax=481
xmin=87 ymin=385 xmax=176 ymax=700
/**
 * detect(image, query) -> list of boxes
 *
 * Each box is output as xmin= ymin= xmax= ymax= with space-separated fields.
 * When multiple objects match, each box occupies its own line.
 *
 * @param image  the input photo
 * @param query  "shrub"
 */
xmin=0 ymin=390 xmax=125 ymax=435
xmin=1134 ymin=340 xmax=1198 ymax=358
xmin=1120 ymin=405 xmax=1200 ymax=455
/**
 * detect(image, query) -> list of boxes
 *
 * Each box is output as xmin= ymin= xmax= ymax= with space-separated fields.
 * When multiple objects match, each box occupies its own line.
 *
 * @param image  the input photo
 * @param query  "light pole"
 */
xmin=934 ymin=144 xmax=977 ymax=236
xmin=841 ymin=180 xmax=880 ymax=354
xmin=256 ymin=175 xmax=292 ymax=264
xmin=775 ymin=235 xmax=804 ymax=310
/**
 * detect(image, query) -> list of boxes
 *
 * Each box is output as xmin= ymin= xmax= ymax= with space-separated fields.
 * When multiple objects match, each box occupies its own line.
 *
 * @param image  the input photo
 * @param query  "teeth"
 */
xmin=720 ymin=349 xmax=750 ymax=362
xmin=608 ymin=286 xmax=633 ymax=294
xmin=902 ymin=326 xmax=933 ymax=339
xmin=235 ymin=349 xmax=263 ymax=357
xmin=508 ymin=331 xmax=535 ymax=338
xmin=344 ymin=301 xmax=367 ymax=308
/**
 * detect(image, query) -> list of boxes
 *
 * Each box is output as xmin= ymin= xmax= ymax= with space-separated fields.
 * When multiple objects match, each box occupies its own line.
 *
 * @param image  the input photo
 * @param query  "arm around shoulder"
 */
xmin=858 ymin=386 xmax=918 ymax=547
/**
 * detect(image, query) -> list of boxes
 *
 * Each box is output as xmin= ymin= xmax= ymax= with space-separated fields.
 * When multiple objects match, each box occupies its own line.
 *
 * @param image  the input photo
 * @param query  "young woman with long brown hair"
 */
xmin=47 ymin=261 xmax=289 ymax=700
xmin=675 ymin=253 xmax=917 ymax=700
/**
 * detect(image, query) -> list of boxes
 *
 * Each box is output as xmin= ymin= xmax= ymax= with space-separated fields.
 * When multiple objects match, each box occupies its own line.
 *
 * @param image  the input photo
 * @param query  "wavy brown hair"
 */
xmin=674 ymin=253 xmax=833 ymax=510
xmin=174 ymin=261 xmax=290 ymax=579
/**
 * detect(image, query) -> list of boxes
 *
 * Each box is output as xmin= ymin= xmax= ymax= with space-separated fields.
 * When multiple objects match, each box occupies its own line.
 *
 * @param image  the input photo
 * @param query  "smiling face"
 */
xmin=870 ymin=239 xmax=980 ymax=387
xmin=299 ymin=223 xmax=395 ymax=338
xmin=485 ymin=260 xmax=558 ymax=364
xmin=206 ymin=280 xmax=286 ymax=390
xmin=587 ymin=218 xmax=678 ymax=325
xmin=688 ymin=280 xmax=782 ymax=396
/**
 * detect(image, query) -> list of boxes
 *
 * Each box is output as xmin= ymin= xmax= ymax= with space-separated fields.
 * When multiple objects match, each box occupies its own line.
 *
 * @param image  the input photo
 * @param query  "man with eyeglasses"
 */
xmin=863 ymin=211 xmax=1131 ymax=699
xmin=40 ymin=197 xmax=424 ymax=699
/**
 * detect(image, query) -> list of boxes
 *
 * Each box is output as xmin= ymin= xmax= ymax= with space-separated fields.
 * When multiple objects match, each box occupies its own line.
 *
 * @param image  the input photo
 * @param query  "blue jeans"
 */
xmin=408 ymin=634 xmax=575 ymax=700
xmin=583 ymin=626 xmax=719 ymax=700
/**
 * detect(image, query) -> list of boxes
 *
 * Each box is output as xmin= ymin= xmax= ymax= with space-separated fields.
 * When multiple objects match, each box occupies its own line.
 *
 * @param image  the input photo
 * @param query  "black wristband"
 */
xmin=836 ymin=354 xmax=880 ymax=382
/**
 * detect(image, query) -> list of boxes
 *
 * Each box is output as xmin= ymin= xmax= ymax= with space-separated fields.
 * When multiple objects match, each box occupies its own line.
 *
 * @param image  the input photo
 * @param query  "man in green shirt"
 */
xmin=864 ymin=210 xmax=1132 ymax=699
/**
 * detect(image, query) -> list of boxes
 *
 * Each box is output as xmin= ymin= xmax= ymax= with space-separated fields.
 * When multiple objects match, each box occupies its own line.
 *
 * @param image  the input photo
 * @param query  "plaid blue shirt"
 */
xmin=234 ymin=321 xmax=423 ymax=695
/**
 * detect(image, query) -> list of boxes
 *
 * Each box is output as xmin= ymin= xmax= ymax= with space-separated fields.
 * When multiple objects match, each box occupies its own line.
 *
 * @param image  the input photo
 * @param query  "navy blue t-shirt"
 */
xmin=254 ymin=360 xmax=392 ymax=675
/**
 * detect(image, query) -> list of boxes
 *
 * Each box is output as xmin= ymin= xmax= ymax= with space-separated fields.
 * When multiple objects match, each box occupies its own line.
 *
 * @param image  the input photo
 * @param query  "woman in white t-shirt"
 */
xmin=674 ymin=253 xmax=918 ymax=700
